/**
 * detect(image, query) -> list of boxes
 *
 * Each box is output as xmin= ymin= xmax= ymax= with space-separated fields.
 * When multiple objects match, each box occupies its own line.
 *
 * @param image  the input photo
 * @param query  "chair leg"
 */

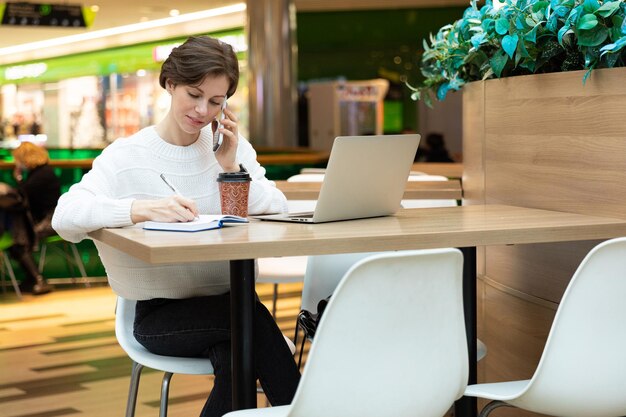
xmin=2 ymin=251 xmax=22 ymax=299
xmin=159 ymin=372 xmax=174 ymax=417
xmin=38 ymin=244 xmax=47 ymax=274
xmin=271 ymin=283 xmax=279 ymax=318
xmin=69 ymin=242 xmax=89 ymax=286
xmin=297 ymin=331 xmax=307 ymax=369
xmin=478 ymin=400 xmax=513 ymax=417
xmin=125 ymin=361 xmax=144 ymax=417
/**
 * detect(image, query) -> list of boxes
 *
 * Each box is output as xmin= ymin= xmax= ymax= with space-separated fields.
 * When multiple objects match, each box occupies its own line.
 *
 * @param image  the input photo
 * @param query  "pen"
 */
xmin=159 ymin=173 xmax=199 ymax=221
xmin=160 ymin=173 xmax=182 ymax=196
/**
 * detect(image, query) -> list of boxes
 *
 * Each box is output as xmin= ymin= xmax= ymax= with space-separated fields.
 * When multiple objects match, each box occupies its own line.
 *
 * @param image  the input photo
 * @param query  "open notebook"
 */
xmin=143 ymin=214 xmax=248 ymax=232
xmin=253 ymin=134 xmax=420 ymax=223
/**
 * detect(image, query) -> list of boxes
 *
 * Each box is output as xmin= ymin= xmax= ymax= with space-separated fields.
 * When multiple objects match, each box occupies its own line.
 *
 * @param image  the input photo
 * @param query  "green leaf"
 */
xmin=596 ymin=1 xmax=621 ymax=18
xmin=578 ymin=26 xmax=609 ymax=46
xmin=558 ymin=24 xmax=572 ymax=45
xmin=524 ymin=25 xmax=539 ymax=43
xmin=437 ymin=83 xmax=451 ymax=101
xmin=490 ymin=50 xmax=509 ymax=77
xmin=502 ymin=34 xmax=519 ymax=58
xmin=496 ymin=18 xmax=510 ymax=35
xmin=532 ymin=1 xmax=550 ymax=13
xmin=583 ymin=0 xmax=600 ymax=13
xmin=577 ymin=13 xmax=598 ymax=30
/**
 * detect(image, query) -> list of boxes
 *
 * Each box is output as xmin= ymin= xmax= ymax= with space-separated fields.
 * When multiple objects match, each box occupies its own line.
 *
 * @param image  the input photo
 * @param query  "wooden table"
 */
xmin=89 ymin=205 xmax=626 ymax=416
xmin=275 ymin=179 xmax=463 ymax=200
xmin=412 ymin=162 xmax=463 ymax=178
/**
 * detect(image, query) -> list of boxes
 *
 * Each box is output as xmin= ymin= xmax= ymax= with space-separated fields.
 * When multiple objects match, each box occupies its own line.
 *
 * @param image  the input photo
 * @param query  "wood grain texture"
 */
xmin=411 ymin=162 xmax=463 ymax=178
xmin=465 ymin=67 xmax=626 ymax=416
xmin=88 ymin=205 xmax=626 ymax=264
xmin=275 ymin=180 xmax=463 ymax=200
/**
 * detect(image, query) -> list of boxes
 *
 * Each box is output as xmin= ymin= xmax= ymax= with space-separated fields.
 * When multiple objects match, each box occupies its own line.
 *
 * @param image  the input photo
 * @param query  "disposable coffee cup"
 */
xmin=217 ymin=166 xmax=251 ymax=217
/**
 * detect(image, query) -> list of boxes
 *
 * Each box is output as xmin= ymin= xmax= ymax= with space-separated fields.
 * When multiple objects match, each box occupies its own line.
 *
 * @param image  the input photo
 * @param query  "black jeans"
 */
xmin=133 ymin=293 xmax=300 ymax=417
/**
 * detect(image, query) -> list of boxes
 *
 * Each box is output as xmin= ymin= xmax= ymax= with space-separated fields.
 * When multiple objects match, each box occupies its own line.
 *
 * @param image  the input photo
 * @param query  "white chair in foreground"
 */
xmin=296 ymin=251 xmax=486 ymax=368
xmin=225 ymin=248 xmax=469 ymax=417
xmin=464 ymin=237 xmax=626 ymax=417
xmin=116 ymin=296 xmax=296 ymax=417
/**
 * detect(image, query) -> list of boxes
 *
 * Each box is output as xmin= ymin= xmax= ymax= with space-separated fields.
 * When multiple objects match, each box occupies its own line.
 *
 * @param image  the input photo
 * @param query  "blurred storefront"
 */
xmin=0 ymin=30 xmax=248 ymax=149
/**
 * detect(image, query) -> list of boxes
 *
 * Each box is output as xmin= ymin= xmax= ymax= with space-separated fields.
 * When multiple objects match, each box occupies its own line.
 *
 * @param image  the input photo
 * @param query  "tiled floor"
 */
xmin=0 ymin=282 xmax=304 ymax=417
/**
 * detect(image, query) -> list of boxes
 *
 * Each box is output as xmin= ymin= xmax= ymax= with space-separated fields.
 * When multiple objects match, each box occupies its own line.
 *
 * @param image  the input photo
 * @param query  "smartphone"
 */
xmin=212 ymin=100 xmax=228 ymax=152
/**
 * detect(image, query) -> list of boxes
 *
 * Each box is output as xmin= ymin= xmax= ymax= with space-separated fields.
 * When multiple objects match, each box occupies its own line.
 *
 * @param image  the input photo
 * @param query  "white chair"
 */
xmin=115 ymin=296 xmax=215 ymax=417
xmin=464 ymin=237 xmax=626 ymax=417
xmin=224 ymin=248 xmax=470 ymax=417
xmin=116 ymin=296 xmax=296 ymax=417
xmin=296 ymin=250 xmax=487 ymax=367
xmin=256 ymin=173 xmax=323 ymax=317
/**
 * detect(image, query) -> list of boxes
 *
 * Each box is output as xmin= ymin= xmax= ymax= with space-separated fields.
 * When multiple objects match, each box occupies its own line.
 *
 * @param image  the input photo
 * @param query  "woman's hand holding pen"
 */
xmin=131 ymin=196 xmax=199 ymax=224
xmin=214 ymin=107 xmax=240 ymax=172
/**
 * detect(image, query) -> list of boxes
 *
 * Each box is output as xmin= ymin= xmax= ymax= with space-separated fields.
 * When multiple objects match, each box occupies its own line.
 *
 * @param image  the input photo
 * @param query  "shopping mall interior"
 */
xmin=1 ymin=1 xmax=473 ymax=417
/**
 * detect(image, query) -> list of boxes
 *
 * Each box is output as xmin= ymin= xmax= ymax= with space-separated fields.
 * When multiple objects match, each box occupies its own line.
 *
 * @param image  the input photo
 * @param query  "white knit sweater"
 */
xmin=52 ymin=126 xmax=288 ymax=300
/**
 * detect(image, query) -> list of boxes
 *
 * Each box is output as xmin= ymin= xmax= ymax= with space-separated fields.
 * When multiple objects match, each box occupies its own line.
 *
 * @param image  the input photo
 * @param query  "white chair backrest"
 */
xmin=516 ymin=237 xmax=626 ymax=416
xmin=115 ymin=296 xmax=146 ymax=363
xmin=300 ymin=251 xmax=383 ymax=313
xmin=290 ymin=249 xmax=468 ymax=417
xmin=408 ymin=174 xmax=448 ymax=181
xmin=287 ymin=174 xmax=325 ymax=183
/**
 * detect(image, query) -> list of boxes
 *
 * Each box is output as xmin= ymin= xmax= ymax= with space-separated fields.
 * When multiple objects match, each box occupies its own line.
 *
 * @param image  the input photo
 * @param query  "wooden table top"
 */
xmin=89 ymin=205 xmax=626 ymax=265
xmin=274 ymin=180 xmax=462 ymax=200
xmin=412 ymin=162 xmax=463 ymax=178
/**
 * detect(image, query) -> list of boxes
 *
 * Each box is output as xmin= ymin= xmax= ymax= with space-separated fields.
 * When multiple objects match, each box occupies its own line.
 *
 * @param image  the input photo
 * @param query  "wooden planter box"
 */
xmin=462 ymin=67 xmax=626 ymax=416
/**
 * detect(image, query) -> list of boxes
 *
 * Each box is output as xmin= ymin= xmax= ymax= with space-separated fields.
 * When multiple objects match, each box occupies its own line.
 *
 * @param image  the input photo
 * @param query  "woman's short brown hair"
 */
xmin=12 ymin=142 xmax=49 ymax=169
xmin=159 ymin=36 xmax=239 ymax=98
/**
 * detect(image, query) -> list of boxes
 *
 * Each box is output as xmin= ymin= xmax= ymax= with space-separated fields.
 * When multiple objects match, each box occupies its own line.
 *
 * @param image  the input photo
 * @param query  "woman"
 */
xmin=4 ymin=142 xmax=59 ymax=295
xmin=52 ymin=36 xmax=300 ymax=416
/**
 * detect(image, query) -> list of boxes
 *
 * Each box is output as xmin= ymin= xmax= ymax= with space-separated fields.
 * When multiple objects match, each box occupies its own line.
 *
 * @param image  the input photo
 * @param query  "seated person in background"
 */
xmin=0 ymin=142 xmax=59 ymax=295
xmin=423 ymin=132 xmax=454 ymax=163
xmin=52 ymin=36 xmax=300 ymax=417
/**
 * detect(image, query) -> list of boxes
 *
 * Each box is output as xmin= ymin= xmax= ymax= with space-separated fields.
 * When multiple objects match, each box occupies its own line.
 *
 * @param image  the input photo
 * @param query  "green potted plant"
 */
xmin=410 ymin=0 xmax=626 ymax=107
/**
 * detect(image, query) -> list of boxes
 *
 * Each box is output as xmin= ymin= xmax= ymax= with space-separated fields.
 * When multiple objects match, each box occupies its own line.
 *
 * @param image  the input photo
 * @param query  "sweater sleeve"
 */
xmin=237 ymin=137 xmax=288 ymax=215
xmin=52 ymin=147 xmax=134 ymax=243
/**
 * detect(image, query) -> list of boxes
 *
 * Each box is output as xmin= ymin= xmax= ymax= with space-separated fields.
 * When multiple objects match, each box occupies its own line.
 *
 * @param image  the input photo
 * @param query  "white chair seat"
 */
xmin=225 ymin=406 xmax=289 ymax=416
xmin=257 ymin=257 xmax=308 ymax=284
xmin=464 ymin=379 xmax=530 ymax=400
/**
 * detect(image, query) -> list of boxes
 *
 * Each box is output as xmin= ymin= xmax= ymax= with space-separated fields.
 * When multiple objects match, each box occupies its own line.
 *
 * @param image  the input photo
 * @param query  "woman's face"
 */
xmin=167 ymin=74 xmax=230 ymax=140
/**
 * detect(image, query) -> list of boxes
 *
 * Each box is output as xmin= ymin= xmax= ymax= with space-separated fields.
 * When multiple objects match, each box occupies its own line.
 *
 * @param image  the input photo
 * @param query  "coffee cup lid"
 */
xmin=217 ymin=165 xmax=251 ymax=182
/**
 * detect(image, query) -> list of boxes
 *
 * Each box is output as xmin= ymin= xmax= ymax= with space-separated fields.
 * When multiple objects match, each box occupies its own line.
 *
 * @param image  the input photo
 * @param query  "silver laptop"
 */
xmin=254 ymin=134 xmax=420 ymax=223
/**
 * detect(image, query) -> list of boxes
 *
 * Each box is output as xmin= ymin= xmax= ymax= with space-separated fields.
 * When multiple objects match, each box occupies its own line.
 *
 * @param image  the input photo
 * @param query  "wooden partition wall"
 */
xmin=463 ymin=67 xmax=626 ymax=416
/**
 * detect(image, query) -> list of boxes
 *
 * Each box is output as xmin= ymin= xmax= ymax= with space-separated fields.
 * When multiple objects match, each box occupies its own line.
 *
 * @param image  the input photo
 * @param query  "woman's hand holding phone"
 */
xmin=213 ymin=101 xmax=241 ymax=172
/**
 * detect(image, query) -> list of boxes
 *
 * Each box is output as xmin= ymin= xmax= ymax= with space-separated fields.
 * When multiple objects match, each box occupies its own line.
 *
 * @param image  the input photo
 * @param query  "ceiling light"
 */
xmin=0 ymin=3 xmax=246 ymax=58
xmin=169 ymin=9 xmax=180 ymax=17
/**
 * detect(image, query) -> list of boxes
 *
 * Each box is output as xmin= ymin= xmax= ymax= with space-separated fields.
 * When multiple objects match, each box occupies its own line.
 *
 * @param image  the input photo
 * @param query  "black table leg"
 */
xmin=454 ymin=247 xmax=478 ymax=417
xmin=230 ymin=259 xmax=257 ymax=410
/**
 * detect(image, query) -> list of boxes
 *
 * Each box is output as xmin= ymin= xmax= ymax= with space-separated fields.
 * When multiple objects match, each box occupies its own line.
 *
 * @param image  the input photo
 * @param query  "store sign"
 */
xmin=0 ymin=2 xmax=91 ymax=27
xmin=152 ymin=34 xmax=248 ymax=63
xmin=4 ymin=62 xmax=47 ymax=80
